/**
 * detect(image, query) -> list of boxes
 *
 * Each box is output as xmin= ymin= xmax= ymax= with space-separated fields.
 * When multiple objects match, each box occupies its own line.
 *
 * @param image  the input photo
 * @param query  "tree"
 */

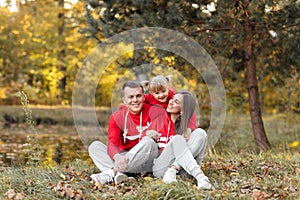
xmin=0 ymin=0 xmax=97 ymax=104
xmin=58 ymin=0 xmax=67 ymax=97
xmin=83 ymin=0 xmax=300 ymax=151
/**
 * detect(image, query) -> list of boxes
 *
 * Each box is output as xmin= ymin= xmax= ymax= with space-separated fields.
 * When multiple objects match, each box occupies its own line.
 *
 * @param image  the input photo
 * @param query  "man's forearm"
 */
xmin=107 ymin=141 xmax=122 ymax=160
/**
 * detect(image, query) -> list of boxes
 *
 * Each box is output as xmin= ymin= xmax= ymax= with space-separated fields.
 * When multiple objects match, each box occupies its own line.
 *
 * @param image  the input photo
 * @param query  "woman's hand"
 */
xmin=146 ymin=130 xmax=161 ymax=141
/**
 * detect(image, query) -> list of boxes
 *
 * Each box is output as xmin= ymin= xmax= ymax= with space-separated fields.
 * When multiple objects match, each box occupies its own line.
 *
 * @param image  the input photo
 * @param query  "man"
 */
xmin=89 ymin=80 xmax=166 ymax=184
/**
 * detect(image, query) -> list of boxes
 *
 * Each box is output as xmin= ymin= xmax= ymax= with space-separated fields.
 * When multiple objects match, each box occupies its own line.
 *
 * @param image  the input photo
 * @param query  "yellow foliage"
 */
xmin=117 ymin=42 xmax=134 ymax=57
xmin=11 ymin=30 xmax=19 ymax=35
xmin=32 ymin=37 xmax=42 ymax=43
xmin=42 ymin=145 xmax=57 ymax=167
xmin=0 ymin=87 xmax=7 ymax=99
xmin=230 ymin=172 xmax=239 ymax=176
xmin=162 ymin=56 xmax=175 ymax=66
xmin=189 ymin=79 xmax=197 ymax=88
xmin=19 ymin=39 xmax=26 ymax=45
xmin=91 ymin=10 xmax=99 ymax=19
xmin=289 ymin=141 xmax=299 ymax=148
xmin=240 ymin=73 xmax=245 ymax=78
xmin=143 ymin=177 xmax=154 ymax=181
xmin=153 ymin=57 xmax=160 ymax=64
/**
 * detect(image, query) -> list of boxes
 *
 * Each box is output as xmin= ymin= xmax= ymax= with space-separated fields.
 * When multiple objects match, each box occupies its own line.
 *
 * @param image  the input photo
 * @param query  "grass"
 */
xmin=0 ymin=106 xmax=299 ymax=199
xmin=1 ymin=151 xmax=298 ymax=199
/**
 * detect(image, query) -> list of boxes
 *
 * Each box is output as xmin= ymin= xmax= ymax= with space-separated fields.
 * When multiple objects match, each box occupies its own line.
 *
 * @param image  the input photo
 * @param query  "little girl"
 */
xmin=143 ymin=75 xmax=196 ymax=150
xmin=144 ymin=75 xmax=175 ymax=109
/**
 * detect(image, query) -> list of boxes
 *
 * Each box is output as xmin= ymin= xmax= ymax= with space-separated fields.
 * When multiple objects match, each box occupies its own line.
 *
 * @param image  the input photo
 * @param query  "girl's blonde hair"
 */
xmin=149 ymin=75 xmax=169 ymax=93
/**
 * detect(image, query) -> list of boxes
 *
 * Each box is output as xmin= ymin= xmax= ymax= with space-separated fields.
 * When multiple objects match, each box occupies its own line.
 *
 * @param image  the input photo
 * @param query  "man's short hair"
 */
xmin=121 ymin=80 xmax=144 ymax=96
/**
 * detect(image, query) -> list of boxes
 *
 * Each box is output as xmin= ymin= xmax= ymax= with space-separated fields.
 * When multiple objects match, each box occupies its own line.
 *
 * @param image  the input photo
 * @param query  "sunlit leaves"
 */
xmin=0 ymin=0 xmax=98 ymax=105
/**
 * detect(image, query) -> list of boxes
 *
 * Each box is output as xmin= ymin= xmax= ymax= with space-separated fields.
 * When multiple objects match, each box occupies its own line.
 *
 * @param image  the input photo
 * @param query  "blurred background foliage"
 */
xmin=0 ymin=0 xmax=299 ymax=115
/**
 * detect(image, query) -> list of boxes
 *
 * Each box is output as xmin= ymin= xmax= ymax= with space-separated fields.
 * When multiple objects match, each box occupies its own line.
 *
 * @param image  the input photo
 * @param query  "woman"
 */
xmin=152 ymin=90 xmax=212 ymax=190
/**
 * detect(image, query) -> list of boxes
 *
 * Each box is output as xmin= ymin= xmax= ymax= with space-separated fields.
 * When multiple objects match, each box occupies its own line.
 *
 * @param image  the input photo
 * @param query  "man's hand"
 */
xmin=146 ymin=130 xmax=161 ymax=141
xmin=113 ymin=153 xmax=129 ymax=172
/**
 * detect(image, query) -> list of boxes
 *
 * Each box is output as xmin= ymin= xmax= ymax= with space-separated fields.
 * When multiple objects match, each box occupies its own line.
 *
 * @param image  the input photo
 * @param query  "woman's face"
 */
xmin=166 ymin=94 xmax=183 ymax=114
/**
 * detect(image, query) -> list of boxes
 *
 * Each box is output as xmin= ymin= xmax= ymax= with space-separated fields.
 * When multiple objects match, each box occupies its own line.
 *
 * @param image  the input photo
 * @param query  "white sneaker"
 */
xmin=197 ymin=177 xmax=212 ymax=190
xmin=114 ymin=172 xmax=128 ymax=184
xmin=91 ymin=169 xmax=114 ymax=184
xmin=162 ymin=168 xmax=177 ymax=183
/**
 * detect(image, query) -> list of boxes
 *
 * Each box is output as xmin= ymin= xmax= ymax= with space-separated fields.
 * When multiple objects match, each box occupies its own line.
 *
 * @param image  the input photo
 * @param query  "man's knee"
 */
xmin=141 ymin=136 xmax=156 ymax=147
xmin=88 ymin=141 xmax=103 ymax=155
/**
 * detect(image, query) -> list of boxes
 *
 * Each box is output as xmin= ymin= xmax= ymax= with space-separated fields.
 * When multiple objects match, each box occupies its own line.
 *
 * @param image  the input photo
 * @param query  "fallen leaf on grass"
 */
xmin=289 ymin=141 xmax=299 ymax=148
xmin=205 ymin=160 xmax=238 ymax=174
xmin=4 ymin=189 xmax=25 ymax=200
xmin=230 ymin=172 xmax=239 ymax=176
xmin=251 ymin=189 xmax=271 ymax=200
xmin=58 ymin=165 xmax=89 ymax=185
xmin=60 ymin=173 xmax=66 ymax=180
xmin=143 ymin=176 xmax=153 ymax=181
xmin=52 ymin=181 xmax=84 ymax=199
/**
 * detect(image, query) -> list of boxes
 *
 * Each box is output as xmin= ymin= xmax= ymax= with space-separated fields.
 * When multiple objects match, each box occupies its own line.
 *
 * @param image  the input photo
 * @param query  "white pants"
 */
xmin=153 ymin=128 xmax=207 ymax=178
xmin=88 ymin=137 xmax=159 ymax=173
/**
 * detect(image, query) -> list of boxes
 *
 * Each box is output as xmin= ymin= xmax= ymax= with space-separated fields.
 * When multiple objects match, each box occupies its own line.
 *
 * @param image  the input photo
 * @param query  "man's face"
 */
xmin=122 ymin=87 xmax=145 ymax=114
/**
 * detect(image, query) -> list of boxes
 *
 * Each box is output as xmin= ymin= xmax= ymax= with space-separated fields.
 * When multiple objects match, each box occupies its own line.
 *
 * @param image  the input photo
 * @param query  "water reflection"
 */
xmin=0 ymin=127 xmax=100 ymax=167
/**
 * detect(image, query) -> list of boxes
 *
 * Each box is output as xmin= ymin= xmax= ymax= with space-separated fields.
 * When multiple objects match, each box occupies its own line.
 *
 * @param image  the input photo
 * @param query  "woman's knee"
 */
xmin=191 ymin=128 xmax=207 ymax=141
xmin=171 ymin=135 xmax=186 ymax=143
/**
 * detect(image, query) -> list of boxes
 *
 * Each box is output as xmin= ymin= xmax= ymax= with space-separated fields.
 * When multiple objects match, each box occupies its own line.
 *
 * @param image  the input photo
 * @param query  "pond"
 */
xmin=0 ymin=124 xmax=106 ymax=167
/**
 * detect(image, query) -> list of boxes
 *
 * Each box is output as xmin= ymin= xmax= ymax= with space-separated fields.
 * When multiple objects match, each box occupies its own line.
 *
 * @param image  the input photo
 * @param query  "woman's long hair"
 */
xmin=174 ymin=90 xmax=196 ymax=136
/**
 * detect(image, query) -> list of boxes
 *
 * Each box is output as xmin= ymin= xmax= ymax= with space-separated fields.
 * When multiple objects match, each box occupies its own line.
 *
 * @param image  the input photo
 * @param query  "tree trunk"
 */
xmin=245 ymin=40 xmax=271 ymax=151
xmin=259 ymin=68 xmax=264 ymax=113
xmin=58 ymin=0 xmax=66 ymax=96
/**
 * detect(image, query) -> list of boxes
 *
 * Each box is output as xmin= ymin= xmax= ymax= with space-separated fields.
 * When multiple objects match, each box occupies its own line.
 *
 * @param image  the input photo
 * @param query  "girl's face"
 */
xmin=166 ymin=94 xmax=183 ymax=114
xmin=151 ymin=88 xmax=170 ymax=103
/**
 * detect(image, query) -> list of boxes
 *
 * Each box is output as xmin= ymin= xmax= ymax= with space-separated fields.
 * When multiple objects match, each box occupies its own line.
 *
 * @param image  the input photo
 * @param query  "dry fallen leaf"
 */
xmin=53 ymin=181 xmax=83 ymax=199
xmin=60 ymin=173 xmax=66 ymax=180
xmin=14 ymin=192 xmax=25 ymax=200
xmin=4 ymin=189 xmax=25 ymax=200
xmin=251 ymin=189 xmax=271 ymax=200
xmin=5 ymin=189 xmax=16 ymax=199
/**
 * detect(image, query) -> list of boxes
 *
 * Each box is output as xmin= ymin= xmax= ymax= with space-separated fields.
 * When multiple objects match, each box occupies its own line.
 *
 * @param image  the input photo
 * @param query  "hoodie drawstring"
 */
xmin=123 ymin=111 xmax=143 ymax=143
